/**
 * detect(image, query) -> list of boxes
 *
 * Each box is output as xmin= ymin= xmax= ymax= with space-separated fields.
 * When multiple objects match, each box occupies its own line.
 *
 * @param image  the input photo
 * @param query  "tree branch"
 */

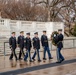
xmin=34 ymin=1 xmax=47 ymax=5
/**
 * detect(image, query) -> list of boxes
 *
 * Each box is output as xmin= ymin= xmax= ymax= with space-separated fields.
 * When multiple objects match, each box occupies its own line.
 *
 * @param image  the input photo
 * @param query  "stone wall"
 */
xmin=0 ymin=18 xmax=64 ymax=38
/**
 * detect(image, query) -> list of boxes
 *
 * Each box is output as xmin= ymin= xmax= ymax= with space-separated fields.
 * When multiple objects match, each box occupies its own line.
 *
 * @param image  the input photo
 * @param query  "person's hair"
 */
xmin=26 ymin=33 xmax=30 ymax=35
xmin=43 ymin=31 xmax=46 ymax=33
xmin=20 ymin=31 xmax=24 ymax=33
xmin=12 ymin=32 xmax=15 ymax=34
xmin=34 ymin=32 xmax=38 ymax=35
xmin=58 ymin=29 xmax=62 ymax=31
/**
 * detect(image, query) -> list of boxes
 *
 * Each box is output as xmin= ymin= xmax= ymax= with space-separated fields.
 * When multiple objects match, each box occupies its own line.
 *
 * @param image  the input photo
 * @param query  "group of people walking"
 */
xmin=9 ymin=29 xmax=64 ymax=63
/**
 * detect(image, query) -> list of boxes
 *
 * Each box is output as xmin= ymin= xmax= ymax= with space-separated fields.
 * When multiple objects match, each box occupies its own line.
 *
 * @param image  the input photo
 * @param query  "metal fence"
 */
xmin=3 ymin=38 xmax=76 ymax=56
xmin=50 ymin=39 xmax=76 ymax=50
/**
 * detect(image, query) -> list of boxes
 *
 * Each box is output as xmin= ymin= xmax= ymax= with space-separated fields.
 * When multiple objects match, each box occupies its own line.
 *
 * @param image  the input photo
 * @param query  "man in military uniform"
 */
xmin=9 ymin=32 xmax=18 ymax=61
xmin=41 ymin=31 xmax=53 ymax=60
xmin=18 ymin=31 xmax=25 ymax=60
xmin=24 ymin=33 xmax=32 ymax=62
xmin=56 ymin=29 xmax=64 ymax=63
xmin=32 ymin=32 xmax=41 ymax=62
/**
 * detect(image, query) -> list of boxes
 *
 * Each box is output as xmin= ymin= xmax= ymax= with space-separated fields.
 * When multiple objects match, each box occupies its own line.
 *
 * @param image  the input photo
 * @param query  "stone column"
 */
xmin=16 ymin=21 xmax=21 ymax=37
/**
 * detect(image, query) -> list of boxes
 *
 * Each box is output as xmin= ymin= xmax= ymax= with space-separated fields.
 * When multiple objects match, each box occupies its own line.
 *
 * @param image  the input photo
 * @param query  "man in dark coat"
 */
xmin=56 ymin=29 xmax=64 ymax=63
xmin=18 ymin=31 xmax=25 ymax=60
xmin=24 ymin=33 xmax=32 ymax=62
xmin=41 ymin=31 xmax=53 ymax=60
xmin=9 ymin=32 xmax=17 ymax=61
xmin=32 ymin=32 xmax=41 ymax=62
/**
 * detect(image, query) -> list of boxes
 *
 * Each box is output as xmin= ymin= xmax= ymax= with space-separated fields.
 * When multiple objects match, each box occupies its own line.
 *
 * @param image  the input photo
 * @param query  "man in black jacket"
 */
xmin=9 ymin=32 xmax=17 ymax=61
xmin=41 ymin=31 xmax=53 ymax=60
xmin=56 ymin=29 xmax=64 ymax=63
xmin=18 ymin=31 xmax=25 ymax=60
xmin=32 ymin=32 xmax=41 ymax=62
xmin=24 ymin=33 xmax=32 ymax=62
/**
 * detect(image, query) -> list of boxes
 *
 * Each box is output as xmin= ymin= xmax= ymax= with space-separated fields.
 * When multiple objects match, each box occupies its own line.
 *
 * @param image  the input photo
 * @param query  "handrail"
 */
xmin=3 ymin=38 xmax=76 ymax=56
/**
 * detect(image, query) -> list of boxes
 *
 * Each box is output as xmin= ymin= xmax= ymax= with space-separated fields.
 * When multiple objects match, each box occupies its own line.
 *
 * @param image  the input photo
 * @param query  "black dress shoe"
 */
xmin=43 ymin=58 xmax=47 ymax=60
xmin=49 ymin=57 xmax=53 ymax=60
xmin=19 ymin=58 xmax=23 ymax=60
xmin=38 ymin=60 xmax=41 ymax=62
xmin=56 ymin=61 xmax=62 ymax=63
xmin=9 ymin=58 xmax=13 ymax=60
xmin=32 ymin=58 xmax=36 ymax=61
xmin=30 ymin=60 xmax=33 ymax=62
xmin=16 ymin=58 xmax=18 ymax=61
xmin=61 ymin=59 xmax=65 ymax=62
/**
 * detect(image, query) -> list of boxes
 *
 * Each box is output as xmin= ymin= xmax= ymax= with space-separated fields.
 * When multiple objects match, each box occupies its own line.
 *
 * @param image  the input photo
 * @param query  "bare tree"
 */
xmin=32 ymin=0 xmax=66 ymax=21
xmin=58 ymin=0 xmax=76 ymax=36
xmin=0 ymin=0 xmax=76 ymax=36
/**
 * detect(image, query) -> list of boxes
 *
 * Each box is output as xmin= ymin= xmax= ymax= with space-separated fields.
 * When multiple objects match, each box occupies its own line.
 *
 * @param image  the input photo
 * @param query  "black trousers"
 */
xmin=19 ymin=48 xmax=25 ymax=59
xmin=10 ymin=48 xmax=17 ymax=60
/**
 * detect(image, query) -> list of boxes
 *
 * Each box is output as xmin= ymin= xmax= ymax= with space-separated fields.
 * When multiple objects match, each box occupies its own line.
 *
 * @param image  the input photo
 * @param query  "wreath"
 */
xmin=51 ymin=31 xmax=59 ymax=46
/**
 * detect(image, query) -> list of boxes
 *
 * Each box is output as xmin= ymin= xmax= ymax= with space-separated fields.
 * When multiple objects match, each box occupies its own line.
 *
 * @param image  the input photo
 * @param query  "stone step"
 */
xmin=0 ymin=51 xmax=4 ymax=56
xmin=0 ymin=49 xmax=42 ymax=56
xmin=0 ymin=53 xmax=4 ymax=56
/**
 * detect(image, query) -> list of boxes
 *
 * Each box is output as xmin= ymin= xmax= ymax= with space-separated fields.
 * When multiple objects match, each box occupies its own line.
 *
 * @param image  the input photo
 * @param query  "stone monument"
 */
xmin=0 ymin=18 xmax=64 ymax=38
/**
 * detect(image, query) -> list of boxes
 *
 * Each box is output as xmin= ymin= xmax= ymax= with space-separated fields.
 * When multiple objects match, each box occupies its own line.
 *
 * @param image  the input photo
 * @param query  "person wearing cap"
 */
xmin=56 ymin=29 xmax=64 ymax=63
xmin=32 ymin=32 xmax=41 ymax=62
xmin=24 ymin=33 xmax=32 ymax=62
xmin=41 ymin=31 xmax=53 ymax=60
xmin=17 ymin=31 xmax=25 ymax=60
xmin=9 ymin=32 xmax=18 ymax=61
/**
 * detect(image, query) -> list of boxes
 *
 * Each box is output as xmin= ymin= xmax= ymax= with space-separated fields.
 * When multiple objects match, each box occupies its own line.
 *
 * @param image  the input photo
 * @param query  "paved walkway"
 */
xmin=0 ymin=48 xmax=76 ymax=75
